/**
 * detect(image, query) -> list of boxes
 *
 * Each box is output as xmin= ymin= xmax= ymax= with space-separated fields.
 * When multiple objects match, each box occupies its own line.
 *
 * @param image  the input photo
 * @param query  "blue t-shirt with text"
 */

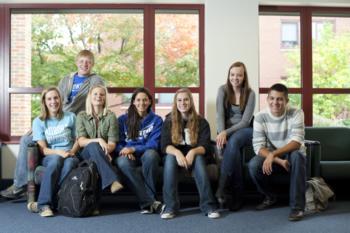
xmin=32 ymin=111 xmax=76 ymax=151
xmin=68 ymin=74 xmax=87 ymax=103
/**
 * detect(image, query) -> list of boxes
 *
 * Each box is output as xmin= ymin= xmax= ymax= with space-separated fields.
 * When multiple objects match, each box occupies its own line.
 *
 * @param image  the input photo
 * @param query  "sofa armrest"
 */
xmin=27 ymin=142 xmax=39 ymax=204
xmin=305 ymin=140 xmax=321 ymax=178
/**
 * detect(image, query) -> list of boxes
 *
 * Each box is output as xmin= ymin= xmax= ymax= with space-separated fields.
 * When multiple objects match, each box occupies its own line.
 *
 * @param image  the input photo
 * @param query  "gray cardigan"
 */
xmin=58 ymin=72 xmax=105 ymax=115
xmin=216 ymin=84 xmax=255 ymax=137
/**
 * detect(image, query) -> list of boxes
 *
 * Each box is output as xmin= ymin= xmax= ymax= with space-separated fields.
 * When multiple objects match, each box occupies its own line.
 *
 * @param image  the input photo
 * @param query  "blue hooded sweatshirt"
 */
xmin=117 ymin=110 xmax=163 ymax=156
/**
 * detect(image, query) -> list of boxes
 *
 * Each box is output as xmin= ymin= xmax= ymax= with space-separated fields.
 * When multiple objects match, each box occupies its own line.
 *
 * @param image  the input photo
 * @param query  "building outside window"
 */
xmin=281 ymin=21 xmax=299 ymax=48
xmin=260 ymin=6 xmax=350 ymax=127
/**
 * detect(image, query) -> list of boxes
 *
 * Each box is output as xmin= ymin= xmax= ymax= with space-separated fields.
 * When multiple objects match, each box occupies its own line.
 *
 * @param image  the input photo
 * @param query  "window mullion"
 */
xmin=300 ymin=8 xmax=313 ymax=126
xmin=144 ymin=5 xmax=156 ymax=111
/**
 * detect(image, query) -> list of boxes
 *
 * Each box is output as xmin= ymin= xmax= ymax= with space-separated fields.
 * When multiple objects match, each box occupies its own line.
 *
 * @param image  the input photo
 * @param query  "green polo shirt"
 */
xmin=76 ymin=110 xmax=119 ymax=143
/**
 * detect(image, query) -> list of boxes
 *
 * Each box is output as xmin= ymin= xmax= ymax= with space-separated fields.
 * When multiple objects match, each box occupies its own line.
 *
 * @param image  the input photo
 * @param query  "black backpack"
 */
xmin=57 ymin=160 xmax=100 ymax=217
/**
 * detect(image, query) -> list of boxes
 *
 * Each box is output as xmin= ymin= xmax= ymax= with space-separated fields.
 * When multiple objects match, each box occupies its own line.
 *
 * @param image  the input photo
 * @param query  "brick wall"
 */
xmin=11 ymin=14 xmax=32 ymax=135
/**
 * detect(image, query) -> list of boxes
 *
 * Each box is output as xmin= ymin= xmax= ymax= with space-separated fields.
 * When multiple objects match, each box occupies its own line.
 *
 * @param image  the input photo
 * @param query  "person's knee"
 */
xmin=116 ymin=156 xmax=131 ymax=169
xmin=46 ymin=156 xmax=64 ymax=170
xmin=164 ymin=154 xmax=177 ymax=169
xmin=248 ymin=156 xmax=262 ymax=176
xmin=228 ymin=134 xmax=240 ymax=147
xmin=64 ymin=158 xmax=79 ymax=169
xmin=20 ymin=134 xmax=33 ymax=145
xmin=290 ymin=151 xmax=306 ymax=166
xmin=142 ymin=149 xmax=160 ymax=164
xmin=85 ymin=142 xmax=100 ymax=151
xmin=193 ymin=156 xmax=206 ymax=171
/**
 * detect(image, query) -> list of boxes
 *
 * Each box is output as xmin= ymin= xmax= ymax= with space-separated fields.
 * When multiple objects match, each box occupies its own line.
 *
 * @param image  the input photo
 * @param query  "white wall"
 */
xmin=205 ymin=0 xmax=259 ymax=137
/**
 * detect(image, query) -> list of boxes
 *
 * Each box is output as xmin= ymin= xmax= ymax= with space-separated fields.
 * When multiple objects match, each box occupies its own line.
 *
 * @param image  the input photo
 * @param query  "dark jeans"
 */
xmin=80 ymin=142 xmax=120 ymax=190
xmin=220 ymin=127 xmax=253 ymax=192
xmin=162 ymin=154 xmax=217 ymax=214
xmin=248 ymin=150 xmax=306 ymax=210
xmin=116 ymin=149 xmax=160 ymax=209
xmin=37 ymin=155 xmax=79 ymax=208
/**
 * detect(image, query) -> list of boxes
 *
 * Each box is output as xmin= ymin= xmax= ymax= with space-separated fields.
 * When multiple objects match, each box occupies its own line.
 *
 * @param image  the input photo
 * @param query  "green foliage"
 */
xmin=29 ymin=13 xmax=199 ymax=123
xmin=31 ymin=94 xmax=41 ymax=122
xmin=288 ymin=94 xmax=301 ymax=109
xmin=31 ymin=14 xmax=144 ymax=88
xmin=156 ymin=53 xmax=199 ymax=87
xmin=284 ymin=23 xmax=350 ymax=126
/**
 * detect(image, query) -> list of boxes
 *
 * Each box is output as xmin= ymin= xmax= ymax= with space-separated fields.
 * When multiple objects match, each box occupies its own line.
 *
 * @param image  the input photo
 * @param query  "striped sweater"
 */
xmin=252 ymin=106 xmax=306 ymax=156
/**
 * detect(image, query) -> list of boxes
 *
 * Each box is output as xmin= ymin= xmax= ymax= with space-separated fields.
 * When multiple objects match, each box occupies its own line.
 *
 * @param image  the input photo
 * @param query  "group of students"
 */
xmin=0 ymin=50 xmax=307 ymax=222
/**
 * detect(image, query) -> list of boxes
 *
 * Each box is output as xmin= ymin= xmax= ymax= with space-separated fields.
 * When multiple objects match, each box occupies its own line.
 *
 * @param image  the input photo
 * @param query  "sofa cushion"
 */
xmin=320 ymin=161 xmax=350 ymax=180
xmin=306 ymin=127 xmax=350 ymax=161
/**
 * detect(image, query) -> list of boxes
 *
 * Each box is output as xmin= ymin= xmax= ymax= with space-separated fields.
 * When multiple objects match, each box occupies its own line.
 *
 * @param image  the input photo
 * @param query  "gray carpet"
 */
xmin=0 ymin=197 xmax=349 ymax=233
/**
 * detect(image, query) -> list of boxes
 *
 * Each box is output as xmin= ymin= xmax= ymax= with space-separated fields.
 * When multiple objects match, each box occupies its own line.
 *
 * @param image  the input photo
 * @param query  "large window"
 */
xmin=259 ymin=6 xmax=350 ymax=127
xmin=0 ymin=4 xmax=204 ymax=141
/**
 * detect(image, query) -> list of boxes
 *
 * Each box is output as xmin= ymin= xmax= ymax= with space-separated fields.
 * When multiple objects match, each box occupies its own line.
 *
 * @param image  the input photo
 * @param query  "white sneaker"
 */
xmin=39 ymin=206 xmax=54 ymax=217
xmin=207 ymin=211 xmax=220 ymax=219
xmin=161 ymin=212 xmax=175 ymax=219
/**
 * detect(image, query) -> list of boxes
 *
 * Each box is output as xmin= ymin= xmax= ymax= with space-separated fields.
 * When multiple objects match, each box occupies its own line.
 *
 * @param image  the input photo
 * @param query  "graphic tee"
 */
xmin=32 ymin=112 xmax=76 ymax=151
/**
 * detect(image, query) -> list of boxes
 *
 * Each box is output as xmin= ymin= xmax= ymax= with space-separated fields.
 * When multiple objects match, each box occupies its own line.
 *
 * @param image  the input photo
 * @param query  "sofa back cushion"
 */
xmin=305 ymin=127 xmax=350 ymax=161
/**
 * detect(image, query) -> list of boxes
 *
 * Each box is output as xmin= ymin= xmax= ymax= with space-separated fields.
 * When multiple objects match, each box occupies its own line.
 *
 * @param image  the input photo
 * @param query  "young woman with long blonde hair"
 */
xmin=160 ymin=88 xmax=219 ymax=219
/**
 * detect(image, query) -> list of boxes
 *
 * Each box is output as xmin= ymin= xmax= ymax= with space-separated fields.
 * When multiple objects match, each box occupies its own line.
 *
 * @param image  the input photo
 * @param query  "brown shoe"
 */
xmin=288 ymin=209 xmax=304 ymax=221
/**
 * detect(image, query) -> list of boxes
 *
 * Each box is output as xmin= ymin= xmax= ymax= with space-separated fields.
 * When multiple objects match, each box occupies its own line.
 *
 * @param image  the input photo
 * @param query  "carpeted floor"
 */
xmin=0 ymin=196 xmax=350 ymax=233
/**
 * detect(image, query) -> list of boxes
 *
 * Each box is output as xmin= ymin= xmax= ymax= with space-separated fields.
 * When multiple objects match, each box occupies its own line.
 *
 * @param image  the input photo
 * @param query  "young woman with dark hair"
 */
xmin=116 ymin=87 xmax=163 ymax=214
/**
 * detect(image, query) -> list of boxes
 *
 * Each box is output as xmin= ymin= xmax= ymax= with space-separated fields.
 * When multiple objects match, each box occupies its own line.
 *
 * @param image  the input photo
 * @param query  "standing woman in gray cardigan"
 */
xmin=215 ymin=61 xmax=255 ymax=211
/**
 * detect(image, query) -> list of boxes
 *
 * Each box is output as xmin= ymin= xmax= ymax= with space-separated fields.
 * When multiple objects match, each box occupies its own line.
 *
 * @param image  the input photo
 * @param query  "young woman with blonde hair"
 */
xmin=76 ymin=85 xmax=123 ymax=198
xmin=30 ymin=87 xmax=79 ymax=217
xmin=160 ymin=88 xmax=219 ymax=219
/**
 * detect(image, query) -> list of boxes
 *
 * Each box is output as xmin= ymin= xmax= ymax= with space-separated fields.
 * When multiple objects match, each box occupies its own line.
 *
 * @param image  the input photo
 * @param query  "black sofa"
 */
xmin=26 ymin=140 xmax=321 ymax=205
xmin=305 ymin=127 xmax=350 ymax=181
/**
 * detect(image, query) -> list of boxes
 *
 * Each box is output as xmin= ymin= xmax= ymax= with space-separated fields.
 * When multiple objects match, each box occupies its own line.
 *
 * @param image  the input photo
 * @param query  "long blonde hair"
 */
xmin=171 ymin=88 xmax=199 ymax=146
xmin=39 ymin=87 xmax=63 ymax=121
xmin=85 ymin=84 xmax=109 ymax=116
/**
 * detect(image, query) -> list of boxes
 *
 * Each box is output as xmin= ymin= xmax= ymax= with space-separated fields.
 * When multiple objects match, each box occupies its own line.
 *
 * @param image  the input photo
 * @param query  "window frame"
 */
xmin=0 ymin=4 xmax=205 ymax=142
xmin=259 ymin=5 xmax=350 ymax=126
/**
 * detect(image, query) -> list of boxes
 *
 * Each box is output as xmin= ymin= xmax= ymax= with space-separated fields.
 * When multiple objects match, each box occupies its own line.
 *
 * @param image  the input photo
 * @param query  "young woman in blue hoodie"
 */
xmin=115 ymin=87 xmax=163 ymax=214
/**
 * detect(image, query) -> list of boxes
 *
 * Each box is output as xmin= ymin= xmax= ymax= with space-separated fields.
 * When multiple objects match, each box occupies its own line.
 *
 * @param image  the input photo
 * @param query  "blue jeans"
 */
xmin=116 ymin=149 xmax=160 ymax=209
xmin=80 ymin=142 xmax=120 ymax=190
xmin=37 ymin=155 xmax=79 ymax=208
xmin=14 ymin=134 xmax=33 ymax=188
xmin=248 ymin=150 xmax=306 ymax=210
xmin=162 ymin=154 xmax=217 ymax=214
xmin=220 ymin=127 xmax=252 ymax=192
